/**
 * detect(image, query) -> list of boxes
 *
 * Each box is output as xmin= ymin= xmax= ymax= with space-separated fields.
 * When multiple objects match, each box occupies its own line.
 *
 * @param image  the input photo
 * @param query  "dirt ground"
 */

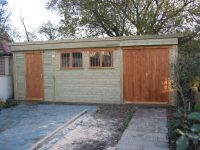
xmin=40 ymin=104 xmax=135 ymax=150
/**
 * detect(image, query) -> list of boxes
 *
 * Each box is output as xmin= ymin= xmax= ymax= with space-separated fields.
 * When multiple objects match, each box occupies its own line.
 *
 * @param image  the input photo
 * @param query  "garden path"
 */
xmin=117 ymin=107 xmax=168 ymax=150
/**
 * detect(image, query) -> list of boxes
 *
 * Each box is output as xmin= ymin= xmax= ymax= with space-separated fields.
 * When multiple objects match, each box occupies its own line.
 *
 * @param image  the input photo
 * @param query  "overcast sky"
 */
xmin=7 ymin=0 xmax=61 ymax=41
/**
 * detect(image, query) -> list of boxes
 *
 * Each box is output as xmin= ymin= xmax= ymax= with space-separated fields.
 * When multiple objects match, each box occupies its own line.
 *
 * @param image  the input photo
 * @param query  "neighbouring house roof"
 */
xmin=10 ymin=34 xmax=182 ymax=52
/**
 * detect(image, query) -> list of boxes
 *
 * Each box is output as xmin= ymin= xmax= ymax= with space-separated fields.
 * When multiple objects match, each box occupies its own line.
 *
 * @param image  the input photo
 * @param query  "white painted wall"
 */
xmin=0 ymin=76 xmax=13 ymax=101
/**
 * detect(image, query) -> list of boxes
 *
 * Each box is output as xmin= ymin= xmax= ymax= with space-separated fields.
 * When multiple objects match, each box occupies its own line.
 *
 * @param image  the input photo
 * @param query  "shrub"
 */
xmin=0 ymin=99 xmax=18 ymax=109
xmin=168 ymin=111 xmax=200 ymax=150
xmin=171 ymin=51 xmax=200 ymax=115
xmin=194 ymin=104 xmax=200 ymax=112
xmin=169 ymin=45 xmax=200 ymax=149
xmin=0 ymin=99 xmax=6 ymax=108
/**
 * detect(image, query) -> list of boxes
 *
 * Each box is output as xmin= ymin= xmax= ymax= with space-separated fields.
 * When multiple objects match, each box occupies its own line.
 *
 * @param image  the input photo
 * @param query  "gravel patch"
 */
xmin=39 ymin=104 xmax=135 ymax=150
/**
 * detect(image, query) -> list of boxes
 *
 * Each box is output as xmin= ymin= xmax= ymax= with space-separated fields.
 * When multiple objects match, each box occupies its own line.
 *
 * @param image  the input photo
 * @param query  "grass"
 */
xmin=0 ymin=99 xmax=18 ymax=109
xmin=122 ymin=113 xmax=133 ymax=130
xmin=0 ymin=100 xmax=6 ymax=108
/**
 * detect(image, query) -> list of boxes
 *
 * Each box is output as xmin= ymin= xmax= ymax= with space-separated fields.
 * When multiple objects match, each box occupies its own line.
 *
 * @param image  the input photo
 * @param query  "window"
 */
xmin=0 ymin=57 xmax=5 ymax=75
xmin=61 ymin=51 xmax=82 ymax=69
xmin=90 ymin=50 xmax=113 ymax=68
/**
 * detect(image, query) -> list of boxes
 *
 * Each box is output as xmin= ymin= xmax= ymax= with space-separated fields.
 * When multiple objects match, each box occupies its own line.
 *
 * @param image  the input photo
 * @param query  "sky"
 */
xmin=7 ymin=0 xmax=61 ymax=41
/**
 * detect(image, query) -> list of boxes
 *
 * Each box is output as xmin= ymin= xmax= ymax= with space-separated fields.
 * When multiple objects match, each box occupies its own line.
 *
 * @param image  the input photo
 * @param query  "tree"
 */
xmin=171 ymin=53 xmax=199 ymax=112
xmin=47 ymin=0 xmax=200 ymax=38
xmin=19 ymin=14 xmax=38 ymax=42
xmin=0 ymin=0 xmax=21 ymax=42
xmin=20 ymin=15 xmax=30 ymax=42
xmin=38 ymin=21 xmax=60 ymax=40
xmin=0 ymin=0 xmax=11 ymax=40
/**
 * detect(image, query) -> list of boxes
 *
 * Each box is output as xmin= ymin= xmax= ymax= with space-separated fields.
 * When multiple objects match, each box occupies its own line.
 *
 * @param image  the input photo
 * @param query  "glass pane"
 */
xmin=61 ymin=53 xmax=70 ymax=68
xmin=72 ymin=52 xmax=82 ymax=67
xmin=102 ymin=51 xmax=112 ymax=67
xmin=0 ymin=57 xmax=5 ymax=75
xmin=90 ymin=51 xmax=100 ymax=67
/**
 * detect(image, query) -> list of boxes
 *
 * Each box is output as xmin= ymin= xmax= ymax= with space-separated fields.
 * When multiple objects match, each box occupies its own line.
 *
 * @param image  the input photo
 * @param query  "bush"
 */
xmin=168 ymin=41 xmax=200 ymax=150
xmin=0 ymin=99 xmax=18 ymax=109
xmin=194 ymin=104 xmax=200 ymax=112
xmin=168 ymin=111 xmax=200 ymax=150
xmin=0 ymin=99 xmax=6 ymax=108
xmin=171 ymin=50 xmax=200 ymax=114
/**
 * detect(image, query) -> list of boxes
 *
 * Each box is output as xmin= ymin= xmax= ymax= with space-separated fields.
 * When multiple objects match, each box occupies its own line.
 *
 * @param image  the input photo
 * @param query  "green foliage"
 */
xmin=47 ymin=0 xmax=200 ymax=38
xmin=180 ymin=40 xmax=200 ymax=53
xmin=123 ymin=113 xmax=133 ymax=130
xmin=176 ymin=135 xmax=189 ymax=150
xmin=169 ymin=40 xmax=200 ymax=149
xmin=188 ymin=112 xmax=200 ymax=122
xmin=191 ymin=124 xmax=200 ymax=132
xmin=0 ymin=99 xmax=6 ymax=108
xmin=194 ymin=104 xmax=200 ymax=112
xmin=0 ymin=99 xmax=18 ymax=109
xmin=169 ymin=111 xmax=200 ymax=150
xmin=38 ymin=21 xmax=60 ymax=40
xmin=170 ymin=48 xmax=200 ymax=115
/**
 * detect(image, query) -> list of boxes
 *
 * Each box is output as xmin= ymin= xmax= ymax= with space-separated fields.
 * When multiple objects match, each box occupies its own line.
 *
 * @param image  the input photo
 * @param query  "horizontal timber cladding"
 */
xmin=13 ymin=46 xmax=177 ymax=105
xmin=14 ymin=52 xmax=26 ymax=100
xmin=43 ymin=51 xmax=55 ymax=101
xmin=43 ymin=48 xmax=121 ymax=103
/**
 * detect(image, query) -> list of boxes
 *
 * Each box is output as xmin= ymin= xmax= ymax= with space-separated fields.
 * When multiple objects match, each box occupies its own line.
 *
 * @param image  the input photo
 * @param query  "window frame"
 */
xmin=89 ymin=49 xmax=114 ymax=68
xmin=60 ymin=50 xmax=83 ymax=70
xmin=0 ymin=57 xmax=5 ymax=75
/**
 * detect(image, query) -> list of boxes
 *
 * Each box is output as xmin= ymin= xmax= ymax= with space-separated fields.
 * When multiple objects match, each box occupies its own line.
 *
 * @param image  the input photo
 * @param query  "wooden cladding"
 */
xmin=25 ymin=52 xmax=44 ymax=100
xmin=61 ymin=51 xmax=83 ymax=69
xmin=123 ymin=46 xmax=169 ymax=104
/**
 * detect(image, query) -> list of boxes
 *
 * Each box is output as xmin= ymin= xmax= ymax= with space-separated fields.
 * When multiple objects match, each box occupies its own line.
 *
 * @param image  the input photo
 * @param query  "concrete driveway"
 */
xmin=0 ymin=103 xmax=96 ymax=150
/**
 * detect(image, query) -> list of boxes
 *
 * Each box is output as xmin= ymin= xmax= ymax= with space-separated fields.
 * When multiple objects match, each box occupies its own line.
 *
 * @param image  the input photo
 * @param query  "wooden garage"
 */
xmin=123 ymin=46 xmax=170 ymax=104
xmin=10 ymin=35 xmax=179 ymax=105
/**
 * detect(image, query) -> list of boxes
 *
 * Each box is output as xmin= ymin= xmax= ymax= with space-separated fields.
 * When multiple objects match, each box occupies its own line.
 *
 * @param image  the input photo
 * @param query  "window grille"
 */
xmin=0 ymin=57 xmax=5 ymax=75
xmin=90 ymin=50 xmax=113 ymax=68
xmin=61 ymin=51 xmax=83 ymax=69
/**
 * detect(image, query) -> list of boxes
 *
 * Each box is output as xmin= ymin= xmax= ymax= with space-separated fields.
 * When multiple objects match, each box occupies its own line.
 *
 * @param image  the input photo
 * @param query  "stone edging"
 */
xmin=29 ymin=109 xmax=88 ymax=150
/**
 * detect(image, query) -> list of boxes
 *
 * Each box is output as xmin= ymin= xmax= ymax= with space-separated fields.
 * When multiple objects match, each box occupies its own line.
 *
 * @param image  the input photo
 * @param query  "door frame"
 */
xmin=25 ymin=51 xmax=44 ymax=100
xmin=122 ymin=46 xmax=170 ymax=104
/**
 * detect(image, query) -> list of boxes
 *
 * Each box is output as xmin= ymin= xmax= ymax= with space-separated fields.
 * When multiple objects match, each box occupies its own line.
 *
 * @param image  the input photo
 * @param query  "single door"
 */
xmin=123 ymin=46 xmax=169 ymax=104
xmin=25 ymin=52 xmax=44 ymax=100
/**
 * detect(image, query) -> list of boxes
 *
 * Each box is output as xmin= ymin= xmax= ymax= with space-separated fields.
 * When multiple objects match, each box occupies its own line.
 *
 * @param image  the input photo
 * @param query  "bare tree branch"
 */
xmin=19 ymin=15 xmax=30 ymax=42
